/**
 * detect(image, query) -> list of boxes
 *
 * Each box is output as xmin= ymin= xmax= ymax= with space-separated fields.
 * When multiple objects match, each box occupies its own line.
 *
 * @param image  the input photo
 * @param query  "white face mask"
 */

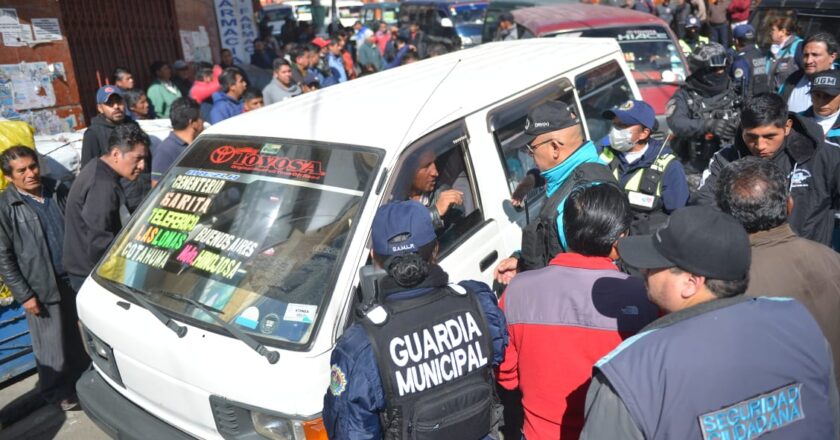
xmin=609 ymin=126 xmax=635 ymax=152
xmin=770 ymin=43 xmax=781 ymax=57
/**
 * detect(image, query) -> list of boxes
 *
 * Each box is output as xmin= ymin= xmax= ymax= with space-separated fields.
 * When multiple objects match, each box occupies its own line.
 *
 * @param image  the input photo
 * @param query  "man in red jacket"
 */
xmin=727 ymin=0 xmax=750 ymax=29
xmin=497 ymin=184 xmax=658 ymax=439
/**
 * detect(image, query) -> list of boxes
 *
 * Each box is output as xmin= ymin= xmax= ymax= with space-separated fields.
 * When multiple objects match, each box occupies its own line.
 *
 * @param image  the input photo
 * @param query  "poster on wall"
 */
xmin=214 ymin=0 xmax=257 ymax=65
xmin=0 ymin=62 xmax=56 ymax=111
xmin=0 ymin=8 xmax=19 ymax=43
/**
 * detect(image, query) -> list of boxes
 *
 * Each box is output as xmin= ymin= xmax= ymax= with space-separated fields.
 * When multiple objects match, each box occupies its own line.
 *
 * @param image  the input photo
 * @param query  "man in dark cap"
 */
xmin=580 ymin=206 xmax=839 ymax=440
xmin=598 ymin=99 xmax=688 ymax=234
xmin=730 ymin=24 xmax=769 ymax=98
xmin=802 ymin=69 xmax=840 ymax=145
xmin=494 ymin=101 xmax=615 ymax=283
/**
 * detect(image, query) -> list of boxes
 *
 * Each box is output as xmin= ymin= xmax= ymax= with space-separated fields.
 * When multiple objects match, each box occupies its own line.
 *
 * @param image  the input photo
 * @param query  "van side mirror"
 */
xmin=440 ymin=17 xmax=454 ymax=28
xmin=357 ymin=265 xmax=387 ymax=317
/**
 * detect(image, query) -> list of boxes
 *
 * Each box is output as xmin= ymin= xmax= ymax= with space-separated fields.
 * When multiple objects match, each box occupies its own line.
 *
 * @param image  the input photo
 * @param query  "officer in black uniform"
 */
xmin=667 ymin=42 xmax=741 ymax=175
xmin=323 ymin=200 xmax=508 ymax=439
xmin=597 ymin=100 xmax=689 ymax=234
xmin=729 ymin=24 xmax=769 ymax=99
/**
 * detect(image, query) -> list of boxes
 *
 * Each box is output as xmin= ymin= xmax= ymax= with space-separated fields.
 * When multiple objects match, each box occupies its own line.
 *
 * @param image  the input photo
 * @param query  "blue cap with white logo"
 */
xmin=733 ymin=24 xmax=755 ymax=40
xmin=603 ymin=100 xmax=657 ymax=131
xmin=372 ymin=201 xmax=437 ymax=257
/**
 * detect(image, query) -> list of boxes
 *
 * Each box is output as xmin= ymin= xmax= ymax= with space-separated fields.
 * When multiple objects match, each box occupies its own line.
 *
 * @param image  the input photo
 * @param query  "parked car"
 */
xmin=751 ymin=0 xmax=840 ymax=50
xmin=511 ymin=3 xmax=690 ymax=133
xmin=75 ymin=37 xmax=642 ymax=440
xmin=481 ymin=0 xmax=576 ymax=43
xmin=398 ymin=0 xmax=489 ymax=51
xmin=281 ymin=0 xmax=362 ymax=28
xmin=362 ymin=2 xmax=400 ymax=28
xmin=262 ymin=3 xmax=295 ymax=37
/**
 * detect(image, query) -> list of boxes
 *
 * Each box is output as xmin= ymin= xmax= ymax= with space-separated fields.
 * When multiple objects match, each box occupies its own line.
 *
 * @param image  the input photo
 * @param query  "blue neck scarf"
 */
xmin=542 ymin=140 xmax=601 ymax=196
xmin=540 ymin=140 xmax=603 ymax=251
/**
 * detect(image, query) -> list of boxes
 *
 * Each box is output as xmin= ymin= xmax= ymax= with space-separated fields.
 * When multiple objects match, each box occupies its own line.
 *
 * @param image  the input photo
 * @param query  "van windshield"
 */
xmin=264 ymin=7 xmax=293 ymax=22
xmin=558 ymin=26 xmax=688 ymax=83
xmin=95 ymin=138 xmax=382 ymax=347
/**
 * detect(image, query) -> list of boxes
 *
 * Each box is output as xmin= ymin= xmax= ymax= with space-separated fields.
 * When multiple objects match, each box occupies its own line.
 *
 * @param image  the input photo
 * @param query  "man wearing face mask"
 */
xmin=598 ymin=100 xmax=689 ymax=234
xmin=667 ymin=43 xmax=741 ymax=175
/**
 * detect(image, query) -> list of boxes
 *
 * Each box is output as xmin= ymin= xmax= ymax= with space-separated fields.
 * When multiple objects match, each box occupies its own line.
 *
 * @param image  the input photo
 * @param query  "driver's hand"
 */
xmin=435 ymin=189 xmax=464 ymax=217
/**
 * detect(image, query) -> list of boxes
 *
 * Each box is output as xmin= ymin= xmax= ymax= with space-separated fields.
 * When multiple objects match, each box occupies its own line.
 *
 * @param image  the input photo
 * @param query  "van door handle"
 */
xmin=479 ymin=251 xmax=498 ymax=272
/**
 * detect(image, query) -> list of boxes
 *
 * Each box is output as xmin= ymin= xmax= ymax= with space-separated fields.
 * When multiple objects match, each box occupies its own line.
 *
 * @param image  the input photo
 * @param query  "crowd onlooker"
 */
xmin=209 ymin=67 xmax=248 ymax=124
xmin=146 ymin=61 xmax=182 ymax=119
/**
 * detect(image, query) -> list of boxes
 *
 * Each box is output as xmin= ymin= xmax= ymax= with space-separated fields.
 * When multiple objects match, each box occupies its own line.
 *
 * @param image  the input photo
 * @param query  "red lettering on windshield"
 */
xmin=209 ymin=146 xmax=326 ymax=180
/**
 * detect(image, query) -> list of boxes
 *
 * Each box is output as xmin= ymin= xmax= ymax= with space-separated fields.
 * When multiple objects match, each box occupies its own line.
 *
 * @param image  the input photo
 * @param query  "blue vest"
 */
xmin=596 ymin=296 xmax=835 ymax=439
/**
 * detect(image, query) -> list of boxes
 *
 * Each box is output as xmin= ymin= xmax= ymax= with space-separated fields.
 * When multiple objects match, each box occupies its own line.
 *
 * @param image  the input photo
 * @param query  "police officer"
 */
xmin=667 ymin=42 xmax=740 ymax=174
xmin=729 ymin=24 xmax=769 ymax=98
xmin=494 ymin=101 xmax=615 ymax=284
xmin=803 ymin=70 xmax=840 ymax=145
xmin=678 ymin=15 xmax=708 ymax=56
xmin=598 ymin=100 xmax=689 ymax=234
xmin=323 ymin=200 xmax=507 ymax=439
xmin=580 ymin=206 xmax=840 ymax=440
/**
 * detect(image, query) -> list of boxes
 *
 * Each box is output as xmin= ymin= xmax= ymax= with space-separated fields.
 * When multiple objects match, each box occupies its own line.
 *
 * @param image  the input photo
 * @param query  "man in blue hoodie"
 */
xmin=209 ymin=67 xmax=247 ymax=124
xmin=494 ymin=101 xmax=616 ymax=283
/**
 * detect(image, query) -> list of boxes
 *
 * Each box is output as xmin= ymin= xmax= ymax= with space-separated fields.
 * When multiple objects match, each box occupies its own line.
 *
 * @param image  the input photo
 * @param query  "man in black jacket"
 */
xmin=694 ymin=93 xmax=840 ymax=246
xmin=0 ymin=147 xmax=87 ymax=411
xmin=80 ymin=85 xmax=151 ymax=212
xmin=64 ymin=124 xmax=149 ymax=291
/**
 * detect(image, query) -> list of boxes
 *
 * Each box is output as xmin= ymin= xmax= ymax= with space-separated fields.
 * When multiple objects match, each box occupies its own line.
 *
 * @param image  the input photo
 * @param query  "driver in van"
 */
xmin=408 ymin=149 xmax=466 ymax=232
xmin=323 ymin=200 xmax=507 ymax=439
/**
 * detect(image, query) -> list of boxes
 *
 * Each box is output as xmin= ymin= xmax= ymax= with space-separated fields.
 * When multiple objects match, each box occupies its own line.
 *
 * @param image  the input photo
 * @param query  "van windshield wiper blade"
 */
xmin=150 ymin=289 xmax=280 ymax=365
xmin=104 ymin=280 xmax=187 ymax=338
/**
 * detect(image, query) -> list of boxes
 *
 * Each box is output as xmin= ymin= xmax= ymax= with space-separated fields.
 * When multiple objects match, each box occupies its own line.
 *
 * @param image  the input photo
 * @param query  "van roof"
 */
xmin=513 ymin=4 xmax=666 ymax=36
xmin=203 ymin=38 xmax=621 ymax=155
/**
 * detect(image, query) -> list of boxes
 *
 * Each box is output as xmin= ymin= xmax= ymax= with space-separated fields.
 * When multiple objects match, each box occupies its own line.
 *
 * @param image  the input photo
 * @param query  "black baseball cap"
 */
xmin=522 ymin=101 xmax=580 ymax=145
xmin=617 ymin=206 xmax=750 ymax=281
xmin=811 ymin=70 xmax=840 ymax=96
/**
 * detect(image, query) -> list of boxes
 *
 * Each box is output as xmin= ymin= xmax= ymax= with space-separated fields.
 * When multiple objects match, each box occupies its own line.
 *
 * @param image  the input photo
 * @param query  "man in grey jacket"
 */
xmin=580 ymin=206 xmax=839 ymax=439
xmin=0 ymin=146 xmax=87 ymax=411
xmin=262 ymin=59 xmax=301 ymax=105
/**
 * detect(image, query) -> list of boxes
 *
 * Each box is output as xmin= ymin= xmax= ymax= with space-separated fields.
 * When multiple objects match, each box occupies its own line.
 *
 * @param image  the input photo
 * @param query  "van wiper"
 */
xmin=104 ymin=280 xmax=187 ymax=338
xmin=150 ymin=289 xmax=280 ymax=365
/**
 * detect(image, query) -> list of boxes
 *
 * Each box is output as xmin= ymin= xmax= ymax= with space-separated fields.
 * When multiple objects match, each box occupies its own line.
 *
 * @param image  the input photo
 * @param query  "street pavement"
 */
xmin=0 ymin=372 xmax=108 ymax=440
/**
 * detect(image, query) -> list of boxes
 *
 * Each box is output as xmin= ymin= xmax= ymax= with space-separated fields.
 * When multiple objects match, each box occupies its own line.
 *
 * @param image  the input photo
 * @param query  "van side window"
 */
xmin=576 ymin=61 xmax=635 ymax=144
xmin=489 ymin=80 xmax=577 ymax=200
xmin=388 ymin=121 xmax=483 ymax=256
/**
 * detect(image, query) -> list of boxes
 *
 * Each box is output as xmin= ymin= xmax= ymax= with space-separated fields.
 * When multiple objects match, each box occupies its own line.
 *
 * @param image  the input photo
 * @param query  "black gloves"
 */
xmin=705 ymin=117 xmax=738 ymax=140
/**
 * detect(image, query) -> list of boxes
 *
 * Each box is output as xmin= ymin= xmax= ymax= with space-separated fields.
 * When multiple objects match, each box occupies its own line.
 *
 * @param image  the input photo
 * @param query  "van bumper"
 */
xmin=76 ymin=368 xmax=196 ymax=440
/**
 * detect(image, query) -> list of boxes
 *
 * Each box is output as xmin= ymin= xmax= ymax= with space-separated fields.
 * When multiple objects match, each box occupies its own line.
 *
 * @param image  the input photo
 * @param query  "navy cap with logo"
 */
xmin=96 ymin=85 xmax=124 ymax=104
xmin=522 ymin=101 xmax=580 ymax=145
xmin=811 ymin=70 xmax=840 ymax=96
xmin=603 ymin=100 xmax=657 ymax=131
xmin=685 ymin=15 xmax=700 ymax=29
xmin=372 ymin=201 xmax=437 ymax=257
xmin=617 ymin=206 xmax=750 ymax=281
xmin=733 ymin=24 xmax=755 ymax=40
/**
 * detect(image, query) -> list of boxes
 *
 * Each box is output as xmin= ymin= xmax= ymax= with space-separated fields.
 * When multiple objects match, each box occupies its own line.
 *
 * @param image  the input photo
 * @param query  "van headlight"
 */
xmin=210 ymin=395 xmax=326 ymax=440
xmin=252 ymin=412 xmax=327 ymax=440
xmin=461 ymin=36 xmax=473 ymax=46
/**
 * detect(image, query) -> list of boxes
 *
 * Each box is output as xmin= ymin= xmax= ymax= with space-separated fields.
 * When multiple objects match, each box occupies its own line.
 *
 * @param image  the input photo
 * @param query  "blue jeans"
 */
xmin=710 ymin=23 xmax=729 ymax=46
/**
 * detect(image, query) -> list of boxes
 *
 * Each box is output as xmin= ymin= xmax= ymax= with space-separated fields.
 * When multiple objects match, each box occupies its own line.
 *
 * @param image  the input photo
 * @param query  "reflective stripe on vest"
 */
xmin=598 ymin=148 xmax=676 ymax=197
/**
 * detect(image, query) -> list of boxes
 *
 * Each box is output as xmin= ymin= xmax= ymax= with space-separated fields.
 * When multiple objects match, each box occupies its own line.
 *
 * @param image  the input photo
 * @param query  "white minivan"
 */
xmin=76 ymin=38 xmax=641 ymax=439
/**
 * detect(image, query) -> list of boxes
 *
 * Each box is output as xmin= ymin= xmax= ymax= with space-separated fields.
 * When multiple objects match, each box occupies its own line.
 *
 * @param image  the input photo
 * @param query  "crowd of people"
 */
xmin=320 ymin=5 xmax=840 ymax=440
xmin=1 ymin=1 xmax=840 ymax=438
